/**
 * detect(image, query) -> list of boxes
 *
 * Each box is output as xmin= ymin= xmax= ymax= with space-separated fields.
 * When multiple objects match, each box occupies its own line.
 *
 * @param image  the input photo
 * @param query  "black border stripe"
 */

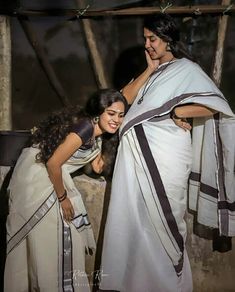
xmin=200 ymin=183 xmax=218 ymax=199
xmin=218 ymin=201 xmax=235 ymax=211
xmin=189 ymin=172 xmax=218 ymax=199
xmin=189 ymin=172 xmax=201 ymax=182
xmin=62 ymin=222 xmax=74 ymax=292
xmin=62 ymin=218 xmax=65 ymax=292
xmin=134 ymin=124 xmax=184 ymax=253
xmin=214 ymin=114 xmax=229 ymax=235
xmin=120 ymin=92 xmax=224 ymax=137
xmin=7 ymin=191 xmax=57 ymax=254
xmin=131 ymin=131 xmax=180 ymax=253
xmin=7 ymin=190 xmax=55 ymax=245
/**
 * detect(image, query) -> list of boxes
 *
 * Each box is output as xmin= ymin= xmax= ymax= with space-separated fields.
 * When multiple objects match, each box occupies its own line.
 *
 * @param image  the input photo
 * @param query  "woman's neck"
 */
xmin=159 ymin=52 xmax=175 ymax=65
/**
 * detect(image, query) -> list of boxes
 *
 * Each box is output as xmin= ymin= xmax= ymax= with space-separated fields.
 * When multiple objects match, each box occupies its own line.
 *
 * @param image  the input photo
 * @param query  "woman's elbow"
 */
xmin=46 ymin=159 xmax=60 ymax=174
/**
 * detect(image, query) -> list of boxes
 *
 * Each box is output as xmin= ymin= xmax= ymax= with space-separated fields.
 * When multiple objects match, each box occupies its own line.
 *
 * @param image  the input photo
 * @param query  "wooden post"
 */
xmin=76 ymin=0 xmax=110 ymax=89
xmin=18 ymin=16 xmax=71 ymax=107
xmin=212 ymin=0 xmax=231 ymax=86
xmin=0 ymin=16 xmax=12 ymax=130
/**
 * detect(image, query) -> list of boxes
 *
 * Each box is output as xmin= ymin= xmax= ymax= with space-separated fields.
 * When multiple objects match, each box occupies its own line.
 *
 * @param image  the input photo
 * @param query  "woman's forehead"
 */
xmin=106 ymin=101 xmax=125 ymax=112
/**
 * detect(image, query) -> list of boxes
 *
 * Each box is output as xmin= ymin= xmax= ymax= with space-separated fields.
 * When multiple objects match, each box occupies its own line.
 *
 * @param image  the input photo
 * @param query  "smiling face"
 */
xmin=144 ymin=28 xmax=173 ymax=64
xmin=95 ymin=101 xmax=125 ymax=135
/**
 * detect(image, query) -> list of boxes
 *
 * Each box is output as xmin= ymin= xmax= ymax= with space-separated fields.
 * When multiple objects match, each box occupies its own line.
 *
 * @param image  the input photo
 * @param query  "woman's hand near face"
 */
xmin=91 ymin=152 xmax=104 ymax=174
xmin=46 ymin=132 xmax=83 ymax=222
xmin=145 ymin=50 xmax=159 ymax=74
xmin=121 ymin=51 xmax=160 ymax=105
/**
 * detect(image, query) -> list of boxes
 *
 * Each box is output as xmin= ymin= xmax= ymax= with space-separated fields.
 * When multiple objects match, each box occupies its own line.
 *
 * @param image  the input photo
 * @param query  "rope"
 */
xmin=76 ymin=4 xmax=90 ymax=18
xmin=223 ymin=4 xmax=233 ymax=15
xmin=160 ymin=2 xmax=173 ymax=13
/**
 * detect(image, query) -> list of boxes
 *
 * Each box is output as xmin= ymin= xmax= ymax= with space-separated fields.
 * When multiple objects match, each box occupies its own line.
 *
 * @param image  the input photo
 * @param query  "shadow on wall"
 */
xmin=12 ymin=54 xmax=97 ymax=130
xmin=113 ymin=45 xmax=146 ymax=90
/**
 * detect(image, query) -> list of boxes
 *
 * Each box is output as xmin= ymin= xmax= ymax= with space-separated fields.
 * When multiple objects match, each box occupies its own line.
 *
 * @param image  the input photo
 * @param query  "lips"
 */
xmin=108 ymin=123 xmax=119 ymax=130
xmin=148 ymin=50 xmax=156 ymax=56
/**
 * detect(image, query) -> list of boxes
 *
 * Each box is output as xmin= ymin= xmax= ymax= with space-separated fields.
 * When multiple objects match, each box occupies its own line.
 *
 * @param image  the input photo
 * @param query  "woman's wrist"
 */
xmin=146 ymin=66 xmax=155 ymax=76
xmin=170 ymin=107 xmax=183 ymax=120
xmin=58 ymin=190 xmax=67 ymax=203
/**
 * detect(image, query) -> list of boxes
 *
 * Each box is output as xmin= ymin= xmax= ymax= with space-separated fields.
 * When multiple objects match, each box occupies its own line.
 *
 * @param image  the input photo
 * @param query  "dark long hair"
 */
xmin=32 ymin=89 xmax=128 ymax=164
xmin=32 ymin=106 xmax=85 ymax=164
xmin=144 ymin=14 xmax=192 ymax=59
xmin=87 ymin=89 xmax=129 ymax=178
xmin=85 ymin=88 xmax=128 ymax=117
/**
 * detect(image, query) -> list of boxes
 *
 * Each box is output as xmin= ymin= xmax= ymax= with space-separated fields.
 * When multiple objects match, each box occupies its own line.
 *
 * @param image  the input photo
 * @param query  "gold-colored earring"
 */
xmin=93 ymin=116 xmax=99 ymax=124
xmin=166 ymin=42 xmax=171 ymax=51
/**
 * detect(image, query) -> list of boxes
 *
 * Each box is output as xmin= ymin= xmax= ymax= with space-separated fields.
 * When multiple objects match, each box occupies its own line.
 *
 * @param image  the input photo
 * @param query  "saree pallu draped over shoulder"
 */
xmin=4 ymin=139 xmax=102 ymax=292
xmin=99 ymin=58 xmax=235 ymax=292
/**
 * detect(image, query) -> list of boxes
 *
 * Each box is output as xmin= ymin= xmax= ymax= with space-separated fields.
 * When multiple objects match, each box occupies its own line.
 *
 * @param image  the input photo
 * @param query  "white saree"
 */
xmin=99 ymin=58 xmax=235 ymax=292
xmin=4 ymin=138 xmax=102 ymax=292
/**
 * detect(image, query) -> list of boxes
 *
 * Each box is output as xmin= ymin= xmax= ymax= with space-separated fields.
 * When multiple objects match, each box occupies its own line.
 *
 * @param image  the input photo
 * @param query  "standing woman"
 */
xmin=4 ymin=89 xmax=128 ymax=292
xmin=99 ymin=14 xmax=235 ymax=292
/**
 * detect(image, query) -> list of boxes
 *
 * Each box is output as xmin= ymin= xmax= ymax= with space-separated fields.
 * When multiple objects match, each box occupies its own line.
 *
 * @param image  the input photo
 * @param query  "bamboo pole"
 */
xmin=18 ymin=16 xmax=71 ymax=106
xmin=212 ymin=0 xmax=231 ymax=86
xmin=0 ymin=16 xmax=12 ymax=130
xmin=76 ymin=0 xmax=109 ymax=89
xmin=0 ymin=16 xmax=11 ymax=223
xmin=1 ymin=5 xmax=234 ymax=17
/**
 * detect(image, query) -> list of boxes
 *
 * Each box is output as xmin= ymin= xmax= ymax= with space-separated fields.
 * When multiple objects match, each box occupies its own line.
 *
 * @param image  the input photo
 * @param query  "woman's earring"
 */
xmin=93 ymin=116 xmax=100 ymax=124
xmin=166 ymin=42 xmax=171 ymax=51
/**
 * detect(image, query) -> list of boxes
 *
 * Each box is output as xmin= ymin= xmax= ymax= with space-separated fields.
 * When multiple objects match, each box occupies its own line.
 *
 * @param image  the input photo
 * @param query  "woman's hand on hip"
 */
xmin=60 ymin=197 xmax=75 ymax=222
xmin=172 ymin=117 xmax=192 ymax=131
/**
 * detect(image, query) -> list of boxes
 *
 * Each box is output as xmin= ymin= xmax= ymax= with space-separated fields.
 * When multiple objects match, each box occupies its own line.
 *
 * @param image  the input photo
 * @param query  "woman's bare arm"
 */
xmin=174 ymin=104 xmax=217 ymax=118
xmin=121 ymin=51 xmax=159 ymax=104
xmin=171 ymin=104 xmax=217 ymax=131
xmin=46 ymin=133 xmax=83 ymax=221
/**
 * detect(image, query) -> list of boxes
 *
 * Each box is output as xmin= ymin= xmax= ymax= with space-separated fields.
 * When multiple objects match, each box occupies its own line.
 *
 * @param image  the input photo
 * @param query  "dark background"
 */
xmin=1 ymin=0 xmax=234 ymax=129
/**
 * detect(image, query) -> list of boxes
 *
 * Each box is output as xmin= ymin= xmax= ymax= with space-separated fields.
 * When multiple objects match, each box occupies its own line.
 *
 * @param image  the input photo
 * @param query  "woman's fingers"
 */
xmin=181 ymin=121 xmax=192 ymax=131
xmin=63 ymin=210 xmax=74 ymax=222
xmin=145 ymin=50 xmax=159 ymax=71
xmin=173 ymin=118 xmax=192 ymax=131
xmin=66 ymin=208 xmax=74 ymax=221
xmin=61 ymin=198 xmax=75 ymax=222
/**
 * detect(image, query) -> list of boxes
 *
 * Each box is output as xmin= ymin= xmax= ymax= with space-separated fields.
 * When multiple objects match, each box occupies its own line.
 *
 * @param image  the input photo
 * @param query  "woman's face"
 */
xmin=144 ymin=28 xmax=171 ymax=64
xmin=98 ymin=101 xmax=125 ymax=134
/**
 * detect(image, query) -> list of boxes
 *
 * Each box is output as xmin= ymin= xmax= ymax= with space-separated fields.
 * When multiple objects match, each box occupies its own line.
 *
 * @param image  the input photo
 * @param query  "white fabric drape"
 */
xmin=4 ymin=139 xmax=101 ymax=292
xmin=99 ymin=58 xmax=235 ymax=292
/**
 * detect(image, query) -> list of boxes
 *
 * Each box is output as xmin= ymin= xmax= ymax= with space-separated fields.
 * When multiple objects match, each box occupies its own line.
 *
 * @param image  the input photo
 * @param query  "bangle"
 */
xmin=170 ymin=108 xmax=182 ymax=120
xmin=58 ymin=190 xmax=67 ymax=203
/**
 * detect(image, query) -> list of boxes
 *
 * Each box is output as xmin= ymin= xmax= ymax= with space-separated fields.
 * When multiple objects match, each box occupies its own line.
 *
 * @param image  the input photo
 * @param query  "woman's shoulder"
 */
xmin=71 ymin=117 xmax=94 ymax=144
xmin=175 ymin=58 xmax=206 ymax=78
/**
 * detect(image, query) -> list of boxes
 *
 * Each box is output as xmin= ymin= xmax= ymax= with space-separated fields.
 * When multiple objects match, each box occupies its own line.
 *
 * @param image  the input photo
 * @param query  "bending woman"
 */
xmin=4 ymin=89 xmax=128 ymax=292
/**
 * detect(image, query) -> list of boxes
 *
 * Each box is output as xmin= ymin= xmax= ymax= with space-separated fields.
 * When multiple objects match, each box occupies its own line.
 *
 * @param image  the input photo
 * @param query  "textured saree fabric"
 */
xmin=99 ymin=58 xmax=235 ymax=292
xmin=4 ymin=139 xmax=101 ymax=292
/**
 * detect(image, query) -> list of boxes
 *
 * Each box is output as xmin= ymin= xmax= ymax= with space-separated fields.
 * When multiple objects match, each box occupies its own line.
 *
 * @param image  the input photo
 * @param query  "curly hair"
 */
xmin=32 ymin=89 xmax=128 ymax=164
xmin=32 ymin=106 xmax=85 ymax=164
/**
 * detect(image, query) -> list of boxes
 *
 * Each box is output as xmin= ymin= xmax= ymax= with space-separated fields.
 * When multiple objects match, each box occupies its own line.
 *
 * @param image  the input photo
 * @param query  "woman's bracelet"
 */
xmin=58 ymin=190 xmax=67 ymax=203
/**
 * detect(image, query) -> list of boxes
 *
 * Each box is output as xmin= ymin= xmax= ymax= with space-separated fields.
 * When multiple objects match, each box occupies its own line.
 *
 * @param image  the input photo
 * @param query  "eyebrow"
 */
xmin=106 ymin=109 xmax=124 ymax=114
xmin=144 ymin=34 xmax=156 ymax=38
